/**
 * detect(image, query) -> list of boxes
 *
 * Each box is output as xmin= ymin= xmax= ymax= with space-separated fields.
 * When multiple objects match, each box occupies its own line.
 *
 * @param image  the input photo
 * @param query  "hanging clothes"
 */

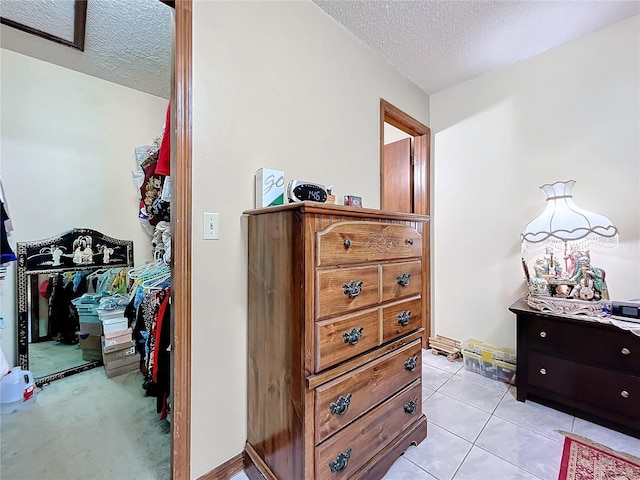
xmin=47 ymin=273 xmax=80 ymax=344
xmin=0 ymin=177 xmax=16 ymax=264
xmin=0 ymin=201 xmax=16 ymax=264
xmin=155 ymin=296 xmax=171 ymax=419
xmin=139 ymin=154 xmax=166 ymax=227
xmin=133 ymin=286 xmax=169 ymax=379
xmin=149 ymin=288 xmax=170 ymax=383
xmin=155 ymin=102 xmax=171 ymax=176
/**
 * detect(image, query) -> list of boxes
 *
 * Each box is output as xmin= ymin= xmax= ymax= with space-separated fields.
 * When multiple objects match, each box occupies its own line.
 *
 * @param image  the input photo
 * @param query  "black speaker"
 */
xmin=611 ymin=301 xmax=640 ymax=320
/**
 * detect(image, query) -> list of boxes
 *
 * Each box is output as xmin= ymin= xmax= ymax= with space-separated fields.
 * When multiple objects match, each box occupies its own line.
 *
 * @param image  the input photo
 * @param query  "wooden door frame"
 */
xmin=380 ymin=99 xmax=431 ymax=345
xmin=173 ymin=1 xmax=192 ymax=479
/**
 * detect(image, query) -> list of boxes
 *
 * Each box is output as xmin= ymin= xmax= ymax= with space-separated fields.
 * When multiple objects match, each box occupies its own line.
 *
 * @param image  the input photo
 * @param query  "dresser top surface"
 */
xmin=243 ymin=201 xmax=430 ymax=222
xmin=509 ymin=297 xmax=640 ymax=336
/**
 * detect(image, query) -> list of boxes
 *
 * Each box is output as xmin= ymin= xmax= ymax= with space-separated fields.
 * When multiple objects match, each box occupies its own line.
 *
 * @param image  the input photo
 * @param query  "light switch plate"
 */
xmin=203 ymin=213 xmax=219 ymax=240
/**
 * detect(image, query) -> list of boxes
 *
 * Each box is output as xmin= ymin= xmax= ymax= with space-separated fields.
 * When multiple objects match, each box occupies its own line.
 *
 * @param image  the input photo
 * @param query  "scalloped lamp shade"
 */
xmin=521 ymin=180 xmax=619 ymax=253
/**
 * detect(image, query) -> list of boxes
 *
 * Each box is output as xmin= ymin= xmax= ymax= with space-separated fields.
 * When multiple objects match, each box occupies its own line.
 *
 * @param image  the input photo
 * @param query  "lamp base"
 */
xmin=526 ymin=294 xmax=611 ymax=317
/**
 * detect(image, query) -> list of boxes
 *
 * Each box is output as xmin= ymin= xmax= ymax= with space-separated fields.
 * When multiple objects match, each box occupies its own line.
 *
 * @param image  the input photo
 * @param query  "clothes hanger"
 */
xmin=127 ymin=260 xmax=160 ymax=280
xmin=141 ymin=271 xmax=171 ymax=292
xmin=128 ymin=260 xmax=171 ymax=293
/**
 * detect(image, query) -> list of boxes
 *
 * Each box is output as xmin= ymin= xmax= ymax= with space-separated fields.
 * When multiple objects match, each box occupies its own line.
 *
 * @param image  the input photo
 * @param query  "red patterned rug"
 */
xmin=558 ymin=434 xmax=640 ymax=480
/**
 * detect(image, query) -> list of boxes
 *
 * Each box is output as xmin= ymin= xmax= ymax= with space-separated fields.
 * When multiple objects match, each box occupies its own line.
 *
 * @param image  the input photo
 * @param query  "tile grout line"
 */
xmin=427 ymin=389 xmax=502 ymax=416
xmin=419 ymin=351 xmax=561 ymax=480
xmin=428 ymin=377 xmax=510 ymax=415
xmin=425 ymin=367 xmax=556 ymax=480
xmin=488 ymin=406 xmax=568 ymax=444
xmin=467 ymin=443 xmax=547 ymax=480
xmin=423 ymin=349 xmax=513 ymax=393
xmin=448 ymin=442 xmax=475 ymax=480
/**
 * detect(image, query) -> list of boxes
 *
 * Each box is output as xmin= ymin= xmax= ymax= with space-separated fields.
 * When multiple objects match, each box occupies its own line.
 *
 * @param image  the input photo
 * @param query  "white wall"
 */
xmin=385 ymin=123 xmax=412 ymax=144
xmin=430 ymin=16 xmax=640 ymax=348
xmin=0 ymin=49 xmax=168 ymax=364
xmin=190 ymin=1 xmax=430 ymax=476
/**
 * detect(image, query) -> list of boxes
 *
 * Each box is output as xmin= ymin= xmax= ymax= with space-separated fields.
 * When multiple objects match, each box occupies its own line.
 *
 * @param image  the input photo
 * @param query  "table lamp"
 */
xmin=520 ymin=180 xmax=619 ymax=314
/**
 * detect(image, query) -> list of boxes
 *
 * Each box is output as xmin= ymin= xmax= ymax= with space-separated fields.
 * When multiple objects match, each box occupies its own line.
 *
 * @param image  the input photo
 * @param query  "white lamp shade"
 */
xmin=521 ymin=180 xmax=618 ymax=252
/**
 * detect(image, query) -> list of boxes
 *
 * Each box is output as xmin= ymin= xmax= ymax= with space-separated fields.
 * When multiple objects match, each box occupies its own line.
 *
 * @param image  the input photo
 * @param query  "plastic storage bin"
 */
xmin=463 ymin=338 xmax=516 ymax=363
xmin=462 ymin=339 xmax=516 ymax=384
xmin=0 ymin=367 xmax=36 ymax=414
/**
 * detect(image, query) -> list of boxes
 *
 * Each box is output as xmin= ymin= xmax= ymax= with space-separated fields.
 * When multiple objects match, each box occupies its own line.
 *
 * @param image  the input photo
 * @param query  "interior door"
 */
xmin=381 ymin=138 xmax=412 ymax=213
xmin=379 ymin=99 xmax=431 ymax=349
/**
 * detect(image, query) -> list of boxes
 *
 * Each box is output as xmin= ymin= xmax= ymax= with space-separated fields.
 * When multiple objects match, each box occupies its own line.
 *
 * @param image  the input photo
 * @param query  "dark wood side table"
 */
xmin=509 ymin=298 xmax=640 ymax=439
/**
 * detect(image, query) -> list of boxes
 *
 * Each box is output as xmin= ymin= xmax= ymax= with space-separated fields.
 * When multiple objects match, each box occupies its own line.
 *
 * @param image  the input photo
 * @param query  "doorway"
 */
xmin=1 ymin=0 xmax=183 ymax=477
xmin=380 ymin=99 xmax=431 ymax=345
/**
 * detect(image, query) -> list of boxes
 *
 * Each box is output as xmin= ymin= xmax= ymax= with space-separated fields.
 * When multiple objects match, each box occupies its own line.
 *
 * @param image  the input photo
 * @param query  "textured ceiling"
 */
xmin=1 ymin=1 xmax=638 ymax=99
xmin=314 ymin=0 xmax=640 ymax=94
xmin=0 ymin=0 xmax=172 ymax=99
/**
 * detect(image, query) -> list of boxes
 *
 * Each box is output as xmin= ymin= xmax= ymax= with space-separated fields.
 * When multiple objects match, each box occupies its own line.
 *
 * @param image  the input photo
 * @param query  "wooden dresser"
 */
xmin=509 ymin=298 xmax=640 ymax=438
xmin=244 ymin=203 xmax=429 ymax=480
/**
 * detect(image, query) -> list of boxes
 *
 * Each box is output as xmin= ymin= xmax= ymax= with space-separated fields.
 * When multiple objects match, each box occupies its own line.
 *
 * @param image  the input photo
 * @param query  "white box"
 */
xmin=255 ymin=168 xmax=284 ymax=207
xmin=102 ymin=317 xmax=128 ymax=335
xmin=102 ymin=328 xmax=133 ymax=350
xmin=97 ymin=308 xmax=126 ymax=320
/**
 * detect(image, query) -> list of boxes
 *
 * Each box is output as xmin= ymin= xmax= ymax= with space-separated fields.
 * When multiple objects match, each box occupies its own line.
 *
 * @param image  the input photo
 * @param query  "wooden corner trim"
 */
xmin=173 ymin=1 xmax=193 ymax=480
xmin=197 ymin=452 xmax=245 ymax=480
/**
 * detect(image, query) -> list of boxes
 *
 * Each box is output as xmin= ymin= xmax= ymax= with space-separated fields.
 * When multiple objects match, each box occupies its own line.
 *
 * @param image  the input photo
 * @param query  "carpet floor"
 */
xmin=29 ymin=341 xmax=92 ymax=378
xmin=0 ymin=366 xmax=171 ymax=480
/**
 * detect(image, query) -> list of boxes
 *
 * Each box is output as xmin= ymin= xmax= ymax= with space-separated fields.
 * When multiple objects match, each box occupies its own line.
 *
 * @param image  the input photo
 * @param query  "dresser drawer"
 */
xmin=315 ymin=380 xmax=422 ymax=479
xmin=381 ymin=261 xmax=422 ymax=302
xmin=315 ymin=308 xmax=380 ymax=372
xmin=317 ymin=266 xmax=380 ymax=319
xmin=314 ymin=340 xmax=422 ymax=444
xmin=381 ymin=297 xmax=422 ymax=343
xmin=526 ymin=317 xmax=640 ymax=375
xmin=316 ymin=222 xmax=422 ymax=267
xmin=528 ymin=352 xmax=640 ymax=419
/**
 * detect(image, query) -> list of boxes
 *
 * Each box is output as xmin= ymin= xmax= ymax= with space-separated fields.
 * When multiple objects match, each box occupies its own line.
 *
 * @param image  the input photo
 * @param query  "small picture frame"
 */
xmin=344 ymin=195 xmax=362 ymax=207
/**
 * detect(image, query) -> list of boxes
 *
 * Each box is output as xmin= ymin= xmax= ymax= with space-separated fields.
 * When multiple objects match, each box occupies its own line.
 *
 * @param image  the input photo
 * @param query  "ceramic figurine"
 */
xmin=568 ymin=254 xmax=608 ymax=300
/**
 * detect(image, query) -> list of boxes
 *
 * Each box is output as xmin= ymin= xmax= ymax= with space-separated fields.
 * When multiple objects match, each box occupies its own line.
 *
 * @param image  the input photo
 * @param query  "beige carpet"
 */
xmin=0 ymin=366 xmax=171 ymax=480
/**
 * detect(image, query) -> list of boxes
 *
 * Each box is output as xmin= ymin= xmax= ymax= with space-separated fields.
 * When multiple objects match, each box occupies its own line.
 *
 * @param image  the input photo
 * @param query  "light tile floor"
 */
xmin=233 ymin=349 xmax=640 ymax=480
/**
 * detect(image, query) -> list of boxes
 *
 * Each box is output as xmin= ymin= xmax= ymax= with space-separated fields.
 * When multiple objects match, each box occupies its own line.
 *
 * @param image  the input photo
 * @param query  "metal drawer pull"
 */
xmin=343 ymin=327 xmax=363 ymax=345
xmin=397 ymin=273 xmax=411 ymax=287
xmin=621 ymin=391 xmax=629 ymax=399
xmin=343 ymin=280 xmax=363 ymax=299
xmin=539 ymin=331 xmax=547 ymax=338
xmin=329 ymin=393 xmax=352 ymax=415
xmin=621 ymin=348 xmax=630 ymax=355
xmin=397 ymin=310 xmax=411 ymax=326
xmin=343 ymin=238 xmax=351 ymax=248
xmin=404 ymin=397 xmax=418 ymax=414
xmin=539 ymin=368 xmax=547 ymax=375
xmin=329 ymin=448 xmax=351 ymax=473
xmin=404 ymin=355 xmax=418 ymax=371
xmin=407 ymin=238 xmax=414 ymax=245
